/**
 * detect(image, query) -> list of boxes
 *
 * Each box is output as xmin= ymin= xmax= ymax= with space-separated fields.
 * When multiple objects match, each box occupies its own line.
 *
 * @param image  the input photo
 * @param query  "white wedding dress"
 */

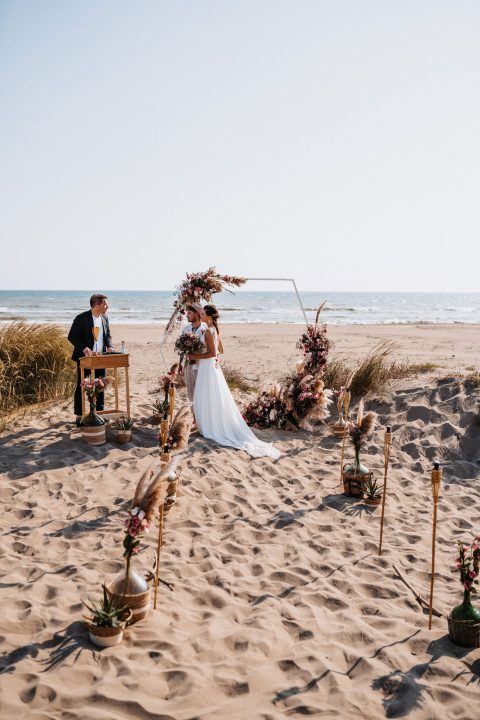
xmin=193 ymin=330 xmax=280 ymax=459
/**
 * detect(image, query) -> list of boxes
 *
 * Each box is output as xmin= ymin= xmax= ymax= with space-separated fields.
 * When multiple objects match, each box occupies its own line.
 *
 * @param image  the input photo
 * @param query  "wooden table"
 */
xmin=79 ymin=353 xmax=131 ymax=418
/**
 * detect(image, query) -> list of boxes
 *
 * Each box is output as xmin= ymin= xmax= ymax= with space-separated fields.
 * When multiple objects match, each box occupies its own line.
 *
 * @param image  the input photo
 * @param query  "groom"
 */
xmin=179 ymin=303 xmax=207 ymax=401
xmin=68 ymin=293 xmax=114 ymax=426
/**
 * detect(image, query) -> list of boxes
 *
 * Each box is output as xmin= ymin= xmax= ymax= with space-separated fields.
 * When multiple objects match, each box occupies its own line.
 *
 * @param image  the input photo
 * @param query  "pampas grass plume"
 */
xmin=356 ymin=398 xmax=364 ymax=427
xmin=168 ymin=404 xmax=194 ymax=452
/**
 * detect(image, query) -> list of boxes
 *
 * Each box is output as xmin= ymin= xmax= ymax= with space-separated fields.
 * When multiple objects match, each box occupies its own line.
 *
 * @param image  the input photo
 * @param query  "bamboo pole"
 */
xmin=168 ymin=383 xmax=175 ymax=426
xmin=153 ymin=503 xmax=164 ymax=610
xmin=160 ymin=419 xmax=169 ymax=449
xmin=339 ymin=389 xmax=351 ymax=488
xmin=393 ymin=563 xmax=442 ymax=617
xmin=378 ymin=426 xmax=392 ymax=556
xmin=429 ymin=462 xmax=442 ymax=629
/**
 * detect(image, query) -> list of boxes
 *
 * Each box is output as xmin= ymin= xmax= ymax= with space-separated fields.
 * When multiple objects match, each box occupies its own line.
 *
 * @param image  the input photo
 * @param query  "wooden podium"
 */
xmin=79 ymin=353 xmax=131 ymax=418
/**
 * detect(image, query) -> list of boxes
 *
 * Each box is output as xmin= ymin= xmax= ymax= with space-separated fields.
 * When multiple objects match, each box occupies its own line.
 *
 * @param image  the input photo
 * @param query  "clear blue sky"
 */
xmin=1 ymin=1 xmax=479 ymax=291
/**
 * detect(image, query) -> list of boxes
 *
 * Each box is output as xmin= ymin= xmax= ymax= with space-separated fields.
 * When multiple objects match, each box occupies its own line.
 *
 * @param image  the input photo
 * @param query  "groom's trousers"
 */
xmin=184 ymin=363 xmax=198 ymax=402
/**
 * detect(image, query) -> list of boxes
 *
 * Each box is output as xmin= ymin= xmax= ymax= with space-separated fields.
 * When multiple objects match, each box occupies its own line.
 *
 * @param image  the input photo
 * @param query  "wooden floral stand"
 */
xmin=79 ymin=354 xmax=131 ymax=419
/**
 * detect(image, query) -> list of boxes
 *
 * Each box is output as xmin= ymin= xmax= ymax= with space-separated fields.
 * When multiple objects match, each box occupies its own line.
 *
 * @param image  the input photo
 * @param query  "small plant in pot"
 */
xmin=343 ymin=400 xmax=377 ymax=497
xmin=83 ymin=584 xmax=132 ymax=647
xmin=114 ymin=416 xmax=135 ymax=444
xmin=447 ymin=534 xmax=480 ymax=648
xmin=363 ymin=476 xmax=383 ymax=506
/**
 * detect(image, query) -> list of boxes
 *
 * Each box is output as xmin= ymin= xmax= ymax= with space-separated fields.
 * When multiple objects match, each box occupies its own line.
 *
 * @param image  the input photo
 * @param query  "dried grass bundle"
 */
xmin=360 ymin=410 xmax=377 ymax=437
xmin=314 ymin=301 xmax=327 ymax=327
xmin=132 ymin=463 xmax=155 ymax=507
xmin=132 ymin=457 xmax=180 ymax=524
xmin=168 ymin=404 xmax=194 ymax=452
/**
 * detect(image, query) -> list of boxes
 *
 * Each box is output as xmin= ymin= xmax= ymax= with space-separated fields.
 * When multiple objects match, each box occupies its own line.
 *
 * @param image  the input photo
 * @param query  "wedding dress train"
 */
xmin=194 ymin=356 xmax=280 ymax=460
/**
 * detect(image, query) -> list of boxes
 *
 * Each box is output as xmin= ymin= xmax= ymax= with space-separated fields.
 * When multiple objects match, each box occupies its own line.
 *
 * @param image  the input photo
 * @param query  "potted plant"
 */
xmin=80 ymin=376 xmax=112 ymax=445
xmin=114 ymin=416 xmax=135 ymax=444
xmin=83 ymin=584 xmax=131 ymax=647
xmin=343 ymin=400 xmax=377 ymax=497
xmin=447 ymin=535 xmax=480 ymax=648
xmin=363 ymin=476 xmax=383 ymax=506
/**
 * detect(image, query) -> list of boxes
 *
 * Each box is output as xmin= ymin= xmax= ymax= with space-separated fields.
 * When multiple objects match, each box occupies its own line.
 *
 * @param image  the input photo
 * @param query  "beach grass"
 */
xmin=222 ymin=363 xmax=259 ymax=393
xmin=0 ymin=322 xmax=75 ymax=429
xmin=323 ymin=342 xmax=438 ymax=398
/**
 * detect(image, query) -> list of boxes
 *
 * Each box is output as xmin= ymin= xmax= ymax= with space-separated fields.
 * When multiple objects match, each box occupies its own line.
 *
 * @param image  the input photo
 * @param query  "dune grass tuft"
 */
xmin=323 ymin=342 xmax=438 ymax=398
xmin=222 ymin=363 xmax=259 ymax=393
xmin=0 ymin=322 xmax=76 ymax=428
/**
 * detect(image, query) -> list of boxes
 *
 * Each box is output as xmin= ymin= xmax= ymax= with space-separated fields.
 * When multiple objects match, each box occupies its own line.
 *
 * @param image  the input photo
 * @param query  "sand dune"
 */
xmin=0 ymin=324 xmax=479 ymax=719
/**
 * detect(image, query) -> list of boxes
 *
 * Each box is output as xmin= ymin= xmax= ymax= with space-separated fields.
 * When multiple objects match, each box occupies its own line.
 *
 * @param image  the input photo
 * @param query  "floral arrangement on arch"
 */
xmin=243 ymin=305 xmax=333 ymax=432
xmin=165 ymin=267 xmax=246 ymax=335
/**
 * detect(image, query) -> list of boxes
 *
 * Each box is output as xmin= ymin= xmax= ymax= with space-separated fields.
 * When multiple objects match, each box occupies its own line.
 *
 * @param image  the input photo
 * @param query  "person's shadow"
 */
xmin=0 ymin=420 xmax=160 ymax=480
xmin=0 ymin=621 xmax=91 ymax=675
xmin=371 ymin=635 xmax=479 ymax=718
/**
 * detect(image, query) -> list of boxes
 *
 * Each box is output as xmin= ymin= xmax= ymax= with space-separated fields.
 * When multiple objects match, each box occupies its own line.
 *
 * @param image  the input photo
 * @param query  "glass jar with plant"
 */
xmin=447 ymin=534 xmax=480 ymax=648
xmin=452 ymin=536 xmax=480 ymax=621
xmin=81 ymin=376 xmax=112 ymax=427
xmin=343 ymin=399 xmax=377 ymax=496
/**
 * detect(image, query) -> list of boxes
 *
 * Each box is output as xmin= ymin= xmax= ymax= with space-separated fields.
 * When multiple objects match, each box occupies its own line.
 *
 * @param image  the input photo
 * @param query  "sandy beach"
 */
xmin=1 ymin=322 xmax=479 ymax=719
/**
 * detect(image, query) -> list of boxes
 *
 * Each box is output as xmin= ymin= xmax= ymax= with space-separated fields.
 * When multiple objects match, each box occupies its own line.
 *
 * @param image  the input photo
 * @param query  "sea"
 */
xmin=0 ymin=290 xmax=479 ymax=326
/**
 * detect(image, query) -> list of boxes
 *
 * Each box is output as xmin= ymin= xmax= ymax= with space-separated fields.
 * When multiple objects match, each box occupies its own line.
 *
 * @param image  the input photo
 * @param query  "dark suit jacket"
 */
xmin=68 ymin=310 xmax=113 ymax=361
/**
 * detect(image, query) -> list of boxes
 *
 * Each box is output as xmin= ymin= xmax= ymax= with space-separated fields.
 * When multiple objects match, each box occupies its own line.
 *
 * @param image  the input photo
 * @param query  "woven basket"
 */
xmin=330 ymin=423 xmax=348 ymax=438
xmin=342 ymin=465 xmax=371 ymax=498
xmin=447 ymin=612 xmax=480 ymax=648
xmin=116 ymin=430 xmax=132 ymax=444
xmin=81 ymin=425 xmax=106 ymax=446
xmin=107 ymin=568 xmax=151 ymax=626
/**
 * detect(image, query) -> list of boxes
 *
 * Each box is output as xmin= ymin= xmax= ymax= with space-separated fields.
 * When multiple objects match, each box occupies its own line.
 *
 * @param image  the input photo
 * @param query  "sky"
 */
xmin=1 ymin=0 xmax=479 ymax=292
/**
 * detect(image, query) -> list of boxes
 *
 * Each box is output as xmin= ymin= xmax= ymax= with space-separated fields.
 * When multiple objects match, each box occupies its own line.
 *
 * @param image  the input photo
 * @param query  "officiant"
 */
xmin=68 ymin=293 xmax=114 ymax=427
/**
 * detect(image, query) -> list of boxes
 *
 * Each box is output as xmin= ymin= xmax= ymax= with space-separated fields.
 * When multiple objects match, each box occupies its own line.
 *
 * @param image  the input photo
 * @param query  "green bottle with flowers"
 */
xmin=452 ymin=536 xmax=480 ymax=621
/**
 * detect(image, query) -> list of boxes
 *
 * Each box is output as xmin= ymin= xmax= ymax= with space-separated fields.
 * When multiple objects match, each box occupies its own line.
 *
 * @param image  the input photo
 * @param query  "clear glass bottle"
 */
xmin=121 ymin=341 xmax=126 ymax=354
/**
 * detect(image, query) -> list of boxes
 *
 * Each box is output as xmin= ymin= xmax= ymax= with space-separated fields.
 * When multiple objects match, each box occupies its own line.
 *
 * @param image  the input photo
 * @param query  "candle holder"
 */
xmin=378 ymin=426 xmax=392 ymax=555
xmin=339 ymin=388 xmax=351 ymax=486
xmin=429 ymin=462 xmax=442 ymax=629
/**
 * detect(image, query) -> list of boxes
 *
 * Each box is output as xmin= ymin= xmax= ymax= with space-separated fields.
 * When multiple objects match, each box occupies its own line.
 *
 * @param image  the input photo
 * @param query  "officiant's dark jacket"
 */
xmin=68 ymin=311 xmax=113 ymax=360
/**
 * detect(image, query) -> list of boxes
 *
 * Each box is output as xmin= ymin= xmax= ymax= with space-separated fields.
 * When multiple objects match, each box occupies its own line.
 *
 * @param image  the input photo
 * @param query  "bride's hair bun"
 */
xmin=204 ymin=304 xmax=220 ymax=333
xmin=204 ymin=304 xmax=219 ymax=320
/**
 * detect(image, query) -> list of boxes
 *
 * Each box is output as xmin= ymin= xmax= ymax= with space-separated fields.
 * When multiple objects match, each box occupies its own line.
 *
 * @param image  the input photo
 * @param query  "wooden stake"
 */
xmin=393 ymin=563 xmax=442 ymax=617
xmin=153 ymin=503 xmax=165 ymax=610
xmin=378 ymin=426 xmax=392 ymax=556
xmin=339 ymin=389 xmax=351 ymax=487
xmin=429 ymin=463 xmax=442 ymax=629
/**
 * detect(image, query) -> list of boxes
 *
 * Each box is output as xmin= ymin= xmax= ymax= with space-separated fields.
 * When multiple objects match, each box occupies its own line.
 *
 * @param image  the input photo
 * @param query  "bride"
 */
xmin=188 ymin=305 xmax=280 ymax=460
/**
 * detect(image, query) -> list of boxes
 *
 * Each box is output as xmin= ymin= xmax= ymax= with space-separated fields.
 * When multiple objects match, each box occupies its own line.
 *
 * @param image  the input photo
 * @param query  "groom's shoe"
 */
xmin=75 ymin=416 xmax=82 ymax=428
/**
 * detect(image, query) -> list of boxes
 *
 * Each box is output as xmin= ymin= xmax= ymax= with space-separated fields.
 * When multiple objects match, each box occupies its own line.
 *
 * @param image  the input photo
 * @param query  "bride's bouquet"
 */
xmin=174 ymin=332 xmax=206 ymax=364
